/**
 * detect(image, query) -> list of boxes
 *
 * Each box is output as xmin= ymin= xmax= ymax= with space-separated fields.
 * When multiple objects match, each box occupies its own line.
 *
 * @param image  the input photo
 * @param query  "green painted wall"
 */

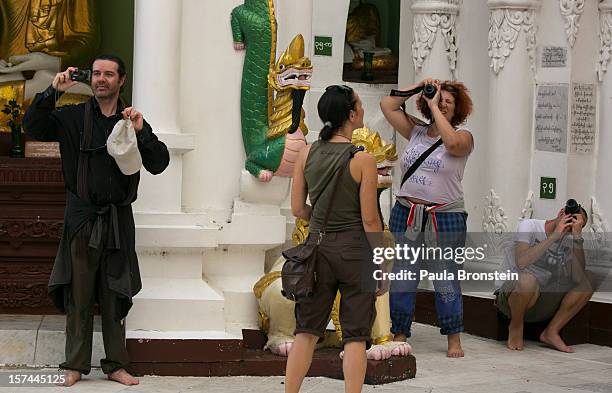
xmin=350 ymin=0 xmax=401 ymax=56
xmin=96 ymin=0 xmax=135 ymax=104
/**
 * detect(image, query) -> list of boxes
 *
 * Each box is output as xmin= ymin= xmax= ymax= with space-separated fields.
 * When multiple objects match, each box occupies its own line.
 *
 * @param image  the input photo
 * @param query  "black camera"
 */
xmin=70 ymin=69 xmax=91 ymax=82
xmin=564 ymin=198 xmax=581 ymax=216
xmin=422 ymin=84 xmax=437 ymax=99
xmin=390 ymin=83 xmax=437 ymax=99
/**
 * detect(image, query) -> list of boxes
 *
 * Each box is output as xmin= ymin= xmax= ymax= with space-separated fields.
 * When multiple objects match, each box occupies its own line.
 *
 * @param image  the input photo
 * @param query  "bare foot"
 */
xmin=108 ymin=369 xmax=139 ymax=386
xmin=507 ymin=321 xmax=524 ymax=350
xmin=393 ymin=333 xmax=407 ymax=342
xmin=60 ymin=370 xmax=81 ymax=387
xmin=447 ymin=333 xmax=464 ymax=358
xmin=258 ymin=170 xmax=273 ymax=182
xmin=540 ymin=330 xmax=575 ymax=353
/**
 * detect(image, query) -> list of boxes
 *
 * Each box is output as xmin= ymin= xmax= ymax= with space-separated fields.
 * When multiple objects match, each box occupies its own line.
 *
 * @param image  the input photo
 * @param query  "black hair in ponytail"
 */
xmin=318 ymin=85 xmax=357 ymax=141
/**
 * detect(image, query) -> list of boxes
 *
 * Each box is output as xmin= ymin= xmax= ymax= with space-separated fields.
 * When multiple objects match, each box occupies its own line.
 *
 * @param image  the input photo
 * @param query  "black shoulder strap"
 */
xmin=400 ymin=138 xmax=443 ymax=189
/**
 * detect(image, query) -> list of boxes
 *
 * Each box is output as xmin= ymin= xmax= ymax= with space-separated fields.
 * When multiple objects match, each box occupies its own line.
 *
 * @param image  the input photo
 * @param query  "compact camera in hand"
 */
xmin=70 ymin=69 xmax=91 ymax=82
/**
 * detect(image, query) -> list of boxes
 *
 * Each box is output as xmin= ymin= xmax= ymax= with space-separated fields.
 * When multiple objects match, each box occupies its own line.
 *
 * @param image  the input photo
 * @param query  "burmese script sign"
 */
xmin=570 ymin=83 xmax=596 ymax=154
xmin=541 ymin=46 xmax=567 ymax=68
xmin=535 ymin=84 xmax=568 ymax=153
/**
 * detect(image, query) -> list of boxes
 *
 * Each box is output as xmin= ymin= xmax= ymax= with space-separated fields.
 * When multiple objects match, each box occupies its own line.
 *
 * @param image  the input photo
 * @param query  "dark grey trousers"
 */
xmin=60 ymin=223 xmax=130 ymax=375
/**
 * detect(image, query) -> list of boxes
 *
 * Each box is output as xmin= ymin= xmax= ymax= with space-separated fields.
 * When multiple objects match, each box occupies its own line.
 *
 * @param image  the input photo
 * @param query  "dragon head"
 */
xmin=351 ymin=127 xmax=398 ymax=189
xmin=268 ymin=34 xmax=312 ymax=92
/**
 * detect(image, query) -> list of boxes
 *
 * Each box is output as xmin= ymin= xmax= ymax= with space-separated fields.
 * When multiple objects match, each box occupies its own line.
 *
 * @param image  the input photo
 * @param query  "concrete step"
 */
xmin=128 ymin=278 xmax=225 ymax=332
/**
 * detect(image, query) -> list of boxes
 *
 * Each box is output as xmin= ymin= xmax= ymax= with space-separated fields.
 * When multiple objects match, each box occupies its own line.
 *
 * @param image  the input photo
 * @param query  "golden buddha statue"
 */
xmin=0 ymin=0 xmax=99 ymax=68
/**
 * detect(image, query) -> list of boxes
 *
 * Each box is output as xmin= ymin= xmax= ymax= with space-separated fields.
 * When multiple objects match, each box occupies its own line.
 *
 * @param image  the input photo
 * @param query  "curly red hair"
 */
xmin=416 ymin=81 xmax=473 ymax=127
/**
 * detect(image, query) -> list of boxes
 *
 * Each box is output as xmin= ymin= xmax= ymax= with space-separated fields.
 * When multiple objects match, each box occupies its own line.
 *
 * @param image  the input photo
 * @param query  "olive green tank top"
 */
xmin=304 ymin=141 xmax=362 ymax=232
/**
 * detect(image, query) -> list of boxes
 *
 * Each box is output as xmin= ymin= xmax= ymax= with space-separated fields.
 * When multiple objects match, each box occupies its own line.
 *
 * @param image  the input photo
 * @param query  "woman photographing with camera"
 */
xmin=285 ymin=85 xmax=383 ymax=393
xmin=380 ymin=78 xmax=473 ymax=357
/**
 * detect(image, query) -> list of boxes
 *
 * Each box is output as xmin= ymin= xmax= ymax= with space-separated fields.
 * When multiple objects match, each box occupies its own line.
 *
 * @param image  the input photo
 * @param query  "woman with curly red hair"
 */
xmin=380 ymin=78 xmax=474 ymax=358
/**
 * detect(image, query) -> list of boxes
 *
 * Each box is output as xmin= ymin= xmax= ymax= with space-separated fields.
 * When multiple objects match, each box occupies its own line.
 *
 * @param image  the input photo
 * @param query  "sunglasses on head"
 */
xmin=325 ymin=84 xmax=353 ymax=94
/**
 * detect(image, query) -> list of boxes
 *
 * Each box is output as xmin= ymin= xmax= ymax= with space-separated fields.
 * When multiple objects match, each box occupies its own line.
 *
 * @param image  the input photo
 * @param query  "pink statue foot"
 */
xmin=270 ymin=341 xmax=293 ymax=356
xmin=365 ymin=345 xmax=391 ymax=360
xmin=258 ymin=170 xmax=273 ymax=182
xmin=386 ymin=341 xmax=412 ymax=357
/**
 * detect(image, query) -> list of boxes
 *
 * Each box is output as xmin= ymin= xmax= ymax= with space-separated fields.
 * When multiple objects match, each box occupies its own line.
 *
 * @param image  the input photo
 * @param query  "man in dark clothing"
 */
xmin=23 ymin=54 xmax=170 ymax=386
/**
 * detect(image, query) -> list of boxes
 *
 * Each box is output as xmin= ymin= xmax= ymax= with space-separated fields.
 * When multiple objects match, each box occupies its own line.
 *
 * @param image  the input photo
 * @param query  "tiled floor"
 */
xmin=1 ymin=323 xmax=611 ymax=392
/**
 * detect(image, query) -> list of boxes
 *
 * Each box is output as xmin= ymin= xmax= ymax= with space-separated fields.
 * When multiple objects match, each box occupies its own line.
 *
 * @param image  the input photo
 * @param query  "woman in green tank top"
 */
xmin=284 ymin=85 xmax=384 ymax=393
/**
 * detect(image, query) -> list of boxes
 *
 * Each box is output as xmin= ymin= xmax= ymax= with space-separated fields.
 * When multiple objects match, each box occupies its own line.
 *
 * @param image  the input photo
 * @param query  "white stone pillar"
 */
xmin=276 ymin=0 xmax=313 ymax=59
xmin=411 ymin=0 xmax=461 ymax=82
xmin=595 ymin=0 xmax=612 ymax=232
xmin=131 ymin=0 xmax=194 ymax=213
xmin=484 ymin=0 xmax=540 ymax=233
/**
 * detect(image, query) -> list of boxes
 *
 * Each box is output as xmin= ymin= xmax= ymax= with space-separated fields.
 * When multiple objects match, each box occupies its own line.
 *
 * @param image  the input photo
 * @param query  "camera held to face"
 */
xmin=70 ymin=69 xmax=91 ymax=82
xmin=564 ymin=198 xmax=581 ymax=217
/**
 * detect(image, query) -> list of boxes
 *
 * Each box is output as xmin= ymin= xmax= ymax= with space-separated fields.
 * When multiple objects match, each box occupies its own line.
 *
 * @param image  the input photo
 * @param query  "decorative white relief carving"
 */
xmin=590 ymin=197 xmax=608 ymax=234
xmin=519 ymin=190 xmax=534 ymax=220
xmin=560 ymin=0 xmax=584 ymax=47
xmin=488 ymin=8 xmax=537 ymax=74
xmin=598 ymin=2 xmax=612 ymax=81
xmin=412 ymin=12 xmax=458 ymax=78
xmin=588 ymin=197 xmax=611 ymax=257
xmin=483 ymin=189 xmax=508 ymax=233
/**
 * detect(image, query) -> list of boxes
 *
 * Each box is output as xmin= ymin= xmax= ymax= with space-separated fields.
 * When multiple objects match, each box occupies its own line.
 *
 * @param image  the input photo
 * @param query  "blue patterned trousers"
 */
xmin=389 ymin=200 xmax=466 ymax=337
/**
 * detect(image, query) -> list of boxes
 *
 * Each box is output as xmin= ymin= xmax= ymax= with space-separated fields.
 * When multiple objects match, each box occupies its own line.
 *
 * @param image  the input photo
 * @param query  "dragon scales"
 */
xmin=231 ymin=0 xmax=312 ymax=181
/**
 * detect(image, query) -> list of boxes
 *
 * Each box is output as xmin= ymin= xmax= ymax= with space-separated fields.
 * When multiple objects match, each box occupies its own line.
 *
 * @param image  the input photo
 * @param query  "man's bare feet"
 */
xmin=108 ymin=369 xmax=139 ymax=386
xmin=61 ymin=370 xmax=81 ymax=387
xmin=447 ymin=333 xmax=464 ymax=358
xmin=507 ymin=321 xmax=524 ymax=350
xmin=540 ymin=330 xmax=575 ymax=353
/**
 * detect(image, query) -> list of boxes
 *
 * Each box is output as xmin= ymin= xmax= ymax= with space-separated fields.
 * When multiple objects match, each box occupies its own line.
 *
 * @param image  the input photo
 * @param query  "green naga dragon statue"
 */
xmin=231 ymin=0 xmax=313 ymax=181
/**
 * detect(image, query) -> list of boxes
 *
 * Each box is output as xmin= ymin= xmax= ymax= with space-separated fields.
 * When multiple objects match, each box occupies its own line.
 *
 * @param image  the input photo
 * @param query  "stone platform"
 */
xmin=0 ymin=315 xmax=416 ymax=385
xmin=127 ymin=329 xmax=416 ymax=384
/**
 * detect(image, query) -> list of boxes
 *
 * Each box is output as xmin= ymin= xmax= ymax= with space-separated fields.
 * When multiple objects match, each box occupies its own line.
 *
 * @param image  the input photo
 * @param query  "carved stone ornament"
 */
xmin=590 ymin=197 xmax=608 ymax=234
xmin=560 ymin=0 xmax=584 ymax=47
xmin=488 ymin=0 xmax=540 ymax=74
xmin=588 ymin=197 xmax=610 ymax=254
xmin=519 ymin=190 xmax=534 ymax=220
xmin=411 ymin=1 xmax=460 ymax=78
xmin=599 ymin=0 xmax=612 ymax=81
xmin=483 ymin=189 xmax=508 ymax=234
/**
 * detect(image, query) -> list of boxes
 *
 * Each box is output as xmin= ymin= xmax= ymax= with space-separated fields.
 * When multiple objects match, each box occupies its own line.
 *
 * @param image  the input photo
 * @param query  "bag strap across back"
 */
xmin=314 ymin=145 xmax=362 ymax=238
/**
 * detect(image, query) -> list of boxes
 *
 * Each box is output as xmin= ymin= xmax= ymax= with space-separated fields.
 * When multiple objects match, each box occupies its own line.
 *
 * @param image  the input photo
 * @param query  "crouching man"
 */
xmin=494 ymin=200 xmax=594 ymax=353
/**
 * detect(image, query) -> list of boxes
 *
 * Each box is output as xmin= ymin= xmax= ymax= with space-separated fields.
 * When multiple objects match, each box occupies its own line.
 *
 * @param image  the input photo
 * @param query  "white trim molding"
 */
xmin=519 ymin=190 xmax=534 ymax=220
xmin=560 ymin=0 xmax=584 ymax=47
xmin=599 ymin=0 xmax=612 ymax=81
xmin=483 ymin=189 xmax=509 ymax=233
xmin=488 ymin=0 xmax=541 ymax=75
xmin=411 ymin=1 xmax=461 ymax=79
